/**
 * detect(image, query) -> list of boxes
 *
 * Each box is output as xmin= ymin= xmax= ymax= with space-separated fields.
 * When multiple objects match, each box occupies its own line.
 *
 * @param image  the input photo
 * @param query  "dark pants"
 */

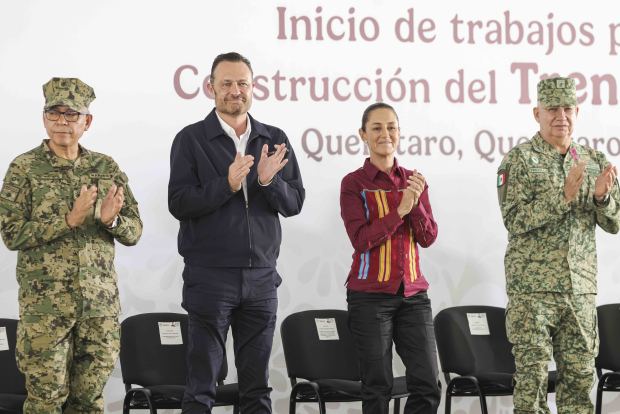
xmin=181 ymin=265 xmax=281 ymax=414
xmin=347 ymin=287 xmax=441 ymax=414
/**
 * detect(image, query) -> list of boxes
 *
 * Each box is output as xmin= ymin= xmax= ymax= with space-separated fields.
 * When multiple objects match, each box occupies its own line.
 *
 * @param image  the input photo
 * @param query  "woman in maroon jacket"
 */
xmin=340 ymin=103 xmax=440 ymax=414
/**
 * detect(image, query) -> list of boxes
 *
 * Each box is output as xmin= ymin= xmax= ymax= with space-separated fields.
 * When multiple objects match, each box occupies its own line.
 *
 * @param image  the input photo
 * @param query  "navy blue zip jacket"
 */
xmin=168 ymin=108 xmax=305 ymax=268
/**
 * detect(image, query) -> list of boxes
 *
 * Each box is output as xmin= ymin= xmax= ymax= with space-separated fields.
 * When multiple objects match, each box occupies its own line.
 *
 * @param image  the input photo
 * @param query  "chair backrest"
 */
xmin=596 ymin=304 xmax=620 ymax=372
xmin=434 ymin=306 xmax=515 ymax=376
xmin=280 ymin=309 xmax=360 ymax=382
xmin=0 ymin=318 xmax=27 ymax=395
xmin=120 ymin=313 xmax=228 ymax=387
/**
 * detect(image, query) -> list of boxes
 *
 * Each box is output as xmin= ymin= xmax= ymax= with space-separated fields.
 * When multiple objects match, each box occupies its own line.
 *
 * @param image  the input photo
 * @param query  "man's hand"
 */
xmin=564 ymin=161 xmax=587 ymax=204
xmin=594 ymin=164 xmax=618 ymax=201
xmin=66 ymin=185 xmax=97 ymax=228
xmin=101 ymin=185 xmax=124 ymax=226
xmin=397 ymin=170 xmax=425 ymax=218
xmin=257 ymin=144 xmax=288 ymax=185
xmin=228 ymin=152 xmax=254 ymax=192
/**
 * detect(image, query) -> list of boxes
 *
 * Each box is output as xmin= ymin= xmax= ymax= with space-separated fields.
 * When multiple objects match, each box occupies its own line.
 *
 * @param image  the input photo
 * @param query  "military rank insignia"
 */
xmin=497 ymin=173 xmax=506 ymax=187
xmin=0 ymin=184 xmax=20 ymax=202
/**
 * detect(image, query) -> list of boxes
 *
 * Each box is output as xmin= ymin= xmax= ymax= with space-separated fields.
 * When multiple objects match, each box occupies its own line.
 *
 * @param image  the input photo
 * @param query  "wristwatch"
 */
xmin=104 ymin=216 xmax=119 ymax=229
xmin=594 ymin=193 xmax=610 ymax=207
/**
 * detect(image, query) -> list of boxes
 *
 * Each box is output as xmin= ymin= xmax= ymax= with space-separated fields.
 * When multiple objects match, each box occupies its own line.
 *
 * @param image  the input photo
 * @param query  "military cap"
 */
xmin=537 ymin=77 xmax=577 ymax=107
xmin=42 ymin=78 xmax=96 ymax=111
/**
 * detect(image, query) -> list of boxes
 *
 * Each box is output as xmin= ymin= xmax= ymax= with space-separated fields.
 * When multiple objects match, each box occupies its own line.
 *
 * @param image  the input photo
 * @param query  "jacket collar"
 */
xmin=531 ymin=131 xmax=586 ymax=156
xmin=204 ymin=108 xmax=271 ymax=141
xmin=40 ymin=139 xmax=91 ymax=170
xmin=363 ymin=157 xmax=403 ymax=181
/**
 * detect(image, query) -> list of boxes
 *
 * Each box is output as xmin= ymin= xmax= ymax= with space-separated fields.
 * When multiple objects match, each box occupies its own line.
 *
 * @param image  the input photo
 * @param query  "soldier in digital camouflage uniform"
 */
xmin=497 ymin=77 xmax=620 ymax=414
xmin=0 ymin=78 xmax=143 ymax=414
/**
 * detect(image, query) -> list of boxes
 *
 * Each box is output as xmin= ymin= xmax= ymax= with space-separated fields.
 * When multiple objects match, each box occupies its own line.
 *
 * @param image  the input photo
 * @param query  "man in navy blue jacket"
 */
xmin=168 ymin=52 xmax=305 ymax=414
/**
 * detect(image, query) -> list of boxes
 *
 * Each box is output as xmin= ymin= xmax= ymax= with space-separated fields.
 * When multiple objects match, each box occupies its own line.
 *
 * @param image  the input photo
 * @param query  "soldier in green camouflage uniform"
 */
xmin=0 ymin=78 xmax=143 ymax=414
xmin=497 ymin=77 xmax=620 ymax=414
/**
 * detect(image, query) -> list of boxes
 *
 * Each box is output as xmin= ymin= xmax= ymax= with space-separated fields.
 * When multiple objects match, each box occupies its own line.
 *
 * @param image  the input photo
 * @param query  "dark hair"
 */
xmin=210 ymin=52 xmax=253 ymax=83
xmin=361 ymin=102 xmax=399 ymax=132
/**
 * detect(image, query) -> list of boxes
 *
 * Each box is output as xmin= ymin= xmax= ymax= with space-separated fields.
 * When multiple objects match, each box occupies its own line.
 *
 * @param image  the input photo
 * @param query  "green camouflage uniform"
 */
xmin=0 ymin=78 xmax=142 ymax=414
xmin=497 ymin=77 xmax=620 ymax=414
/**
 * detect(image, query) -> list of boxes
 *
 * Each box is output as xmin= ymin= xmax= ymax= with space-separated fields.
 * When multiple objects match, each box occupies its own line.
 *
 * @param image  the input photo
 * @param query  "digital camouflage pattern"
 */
xmin=506 ymin=293 xmax=598 ymax=414
xmin=16 ymin=315 xmax=120 ymax=414
xmin=43 ymin=78 xmax=96 ymax=111
xmin=0 ymin=139 xmax=143 ymax=317
xmin=498 ymin=132 xmax=620 ymax=295
xmin=537 ymin=77 xmax=578 ymax=107
xmin=498 ymin=131 xmax=618 ymax=414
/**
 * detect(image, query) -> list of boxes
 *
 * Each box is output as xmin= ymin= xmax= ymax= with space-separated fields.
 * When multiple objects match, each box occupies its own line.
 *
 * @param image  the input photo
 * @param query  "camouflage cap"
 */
xmin=42 ymin=78 xmax=96 ymax=111
xmin=537 ymin=77 xmax=577 ymax=107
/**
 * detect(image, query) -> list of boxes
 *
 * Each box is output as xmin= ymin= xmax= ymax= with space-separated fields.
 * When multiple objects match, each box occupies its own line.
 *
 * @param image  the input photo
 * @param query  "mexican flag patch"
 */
xmin=497 ymin=173 xmax=506 ymax=187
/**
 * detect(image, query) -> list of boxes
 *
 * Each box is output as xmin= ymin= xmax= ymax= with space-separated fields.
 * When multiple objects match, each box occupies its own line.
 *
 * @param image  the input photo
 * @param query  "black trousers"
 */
xmin=181 ymin=266 xmax=281 ymax=414
xmin=347 ymin=287 xmax=441 ymax=414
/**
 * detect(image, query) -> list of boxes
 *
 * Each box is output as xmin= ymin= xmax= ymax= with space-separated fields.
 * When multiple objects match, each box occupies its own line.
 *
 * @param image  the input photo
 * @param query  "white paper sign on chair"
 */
xmin=466 ymin=313 xmax=490 ymax=335
xmin=158 ymin=322 xmax=183 ymax=345
xmin=0 ymin=327 xmax=8 ymax=351
xmin=315 ymin=318 xmax=339 ymax=340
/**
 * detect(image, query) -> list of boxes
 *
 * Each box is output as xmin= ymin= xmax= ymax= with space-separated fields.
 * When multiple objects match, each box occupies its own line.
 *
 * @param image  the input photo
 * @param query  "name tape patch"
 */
xmin=39 ymin=172 xmax=63 ymax=180
xmin=530 ymin=168 xmax=548 ymax=173
xmin=90 ymin=173 xmax=113 ymax=179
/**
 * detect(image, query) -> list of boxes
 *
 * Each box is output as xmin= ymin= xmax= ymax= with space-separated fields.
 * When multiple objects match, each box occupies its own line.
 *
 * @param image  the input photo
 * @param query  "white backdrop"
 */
xmin=1 ymin=1 xmax=619 ymax=413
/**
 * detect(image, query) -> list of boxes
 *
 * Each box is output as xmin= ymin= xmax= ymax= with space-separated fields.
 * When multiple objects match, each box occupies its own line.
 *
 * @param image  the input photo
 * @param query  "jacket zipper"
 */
xmin=245 ymin=133 xmax=260 ymax=267
xmin=246 ymin=202 xmax=252 ymax=267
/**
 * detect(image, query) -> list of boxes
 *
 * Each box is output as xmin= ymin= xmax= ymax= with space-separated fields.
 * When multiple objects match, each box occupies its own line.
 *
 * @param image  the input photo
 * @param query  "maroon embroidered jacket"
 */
xmin=340 ymin=158 xmax=438 ymax=297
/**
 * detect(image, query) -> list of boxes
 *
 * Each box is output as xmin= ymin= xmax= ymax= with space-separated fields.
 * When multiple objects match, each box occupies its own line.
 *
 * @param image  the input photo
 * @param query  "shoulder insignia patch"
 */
xmin=119 ymin=172 xmax=129 ymax=183
xmin=0 ymin=184 xmax=20 ymax=202
xmin=497 ymin=173 xmax=506 ymax=187
xmin=7 ymin=174 xmax=25 ymax=188
xmin=497 ymin=163 xmax=511 ymax=204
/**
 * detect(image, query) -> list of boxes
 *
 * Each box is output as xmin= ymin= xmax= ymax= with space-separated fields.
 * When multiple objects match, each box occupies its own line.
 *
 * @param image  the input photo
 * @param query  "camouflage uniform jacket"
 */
xmin=0 ymin=140 xmax=142 ymax=317
xmin=498 ymin=132 xmax=620 ymax=295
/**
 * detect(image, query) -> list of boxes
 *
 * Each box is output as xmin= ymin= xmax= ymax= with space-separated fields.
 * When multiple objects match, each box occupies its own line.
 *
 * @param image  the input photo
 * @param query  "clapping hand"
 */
xmin=228 ymin=152 xmax=254 ymax=192
xmin=101 ymin=185 xmax=124 ymax=226
xmin=397 ymin=170 xmax=425 ymax=218
xmin=66 ymin=186 xmax=97 ymax=228
xmin=564 ymin=162 xmax=587 ymax=204
xmin=595 ymin=164 xmax=618 ymax=201
xmin=257 ymin=144 xmax=288 ymax=185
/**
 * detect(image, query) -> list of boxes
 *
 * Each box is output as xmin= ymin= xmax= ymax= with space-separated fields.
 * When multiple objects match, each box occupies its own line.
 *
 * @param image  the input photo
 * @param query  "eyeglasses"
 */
xmin=44 ymin=109 xmax=89 ymax=122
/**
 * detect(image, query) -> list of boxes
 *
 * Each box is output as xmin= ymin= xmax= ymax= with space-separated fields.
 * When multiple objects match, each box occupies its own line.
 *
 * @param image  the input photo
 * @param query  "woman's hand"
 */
xmin=408 ymin=171 xmax=425 ymax=207
xmin=398 ymin=188 xmax=417 ymax=218
xmin=397 ymin=170 xmax=425 ymax=218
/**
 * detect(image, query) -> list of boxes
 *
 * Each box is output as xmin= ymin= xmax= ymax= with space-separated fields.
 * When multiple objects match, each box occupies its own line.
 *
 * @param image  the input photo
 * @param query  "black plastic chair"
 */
xmin=595 ymin=304 xmax=620 ymax=414
xmin=119 ymin=313 xmax=238 ymax=414
xmin=280 ymin=309 xmax=409 ymax=414
xmin=434 ymin=306 xmax=557 ymax=414
xmin=0 ymin=318 xmax=27 ymax=414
